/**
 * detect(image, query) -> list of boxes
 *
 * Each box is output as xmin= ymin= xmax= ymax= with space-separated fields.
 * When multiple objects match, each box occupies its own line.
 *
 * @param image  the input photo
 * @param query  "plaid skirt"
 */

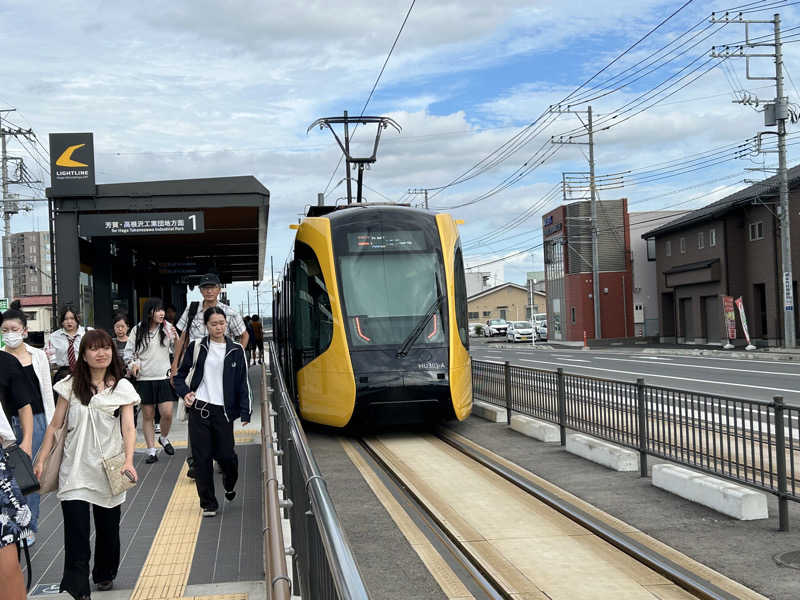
xmin=0 ymin=448 xmax=31 ymax=549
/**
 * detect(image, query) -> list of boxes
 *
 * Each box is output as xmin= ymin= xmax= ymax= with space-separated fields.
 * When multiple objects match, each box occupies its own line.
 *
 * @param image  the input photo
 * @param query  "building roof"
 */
xmin=642 ymin=164 xmax=800 ymax=238
xmin=467 ymin=282 xmax=544 ymax=302
xmin=15 ymin=295 xmax=53 ymax=307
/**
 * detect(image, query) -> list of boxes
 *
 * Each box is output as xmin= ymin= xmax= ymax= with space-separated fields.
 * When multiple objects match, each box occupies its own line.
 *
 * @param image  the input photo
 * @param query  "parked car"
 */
xmin=535 ymin=319 xmax=548 ymax=341
xmin=506 ymin=321 xmax=534 ymax=342
xmin=469 ymin=323 xmax=485 ymax=337
xmin=484 ymin=319 xmax=508 ymax=337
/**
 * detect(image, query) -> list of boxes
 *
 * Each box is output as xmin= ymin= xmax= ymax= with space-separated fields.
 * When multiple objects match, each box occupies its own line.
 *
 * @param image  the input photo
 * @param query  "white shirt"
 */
xmin=123 ymin=323 xmax=176 ymax=381
xmin=46 ymin=326 xmax=89 ymax=368
xmin=177 ymin=301 xmax=245 ymax=342
xmin=195 ymin=340 xmax=226 ymax=406
xmin=53 ymin=377 xmax=141 ymax=508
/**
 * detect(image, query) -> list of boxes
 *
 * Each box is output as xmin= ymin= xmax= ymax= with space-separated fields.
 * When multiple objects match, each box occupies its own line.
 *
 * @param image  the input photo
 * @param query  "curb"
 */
xmin=639 ymin=348 xmax=800 ymax=362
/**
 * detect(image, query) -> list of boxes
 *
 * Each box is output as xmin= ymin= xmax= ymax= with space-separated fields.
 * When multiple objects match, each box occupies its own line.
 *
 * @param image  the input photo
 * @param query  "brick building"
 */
xmin=543 ymin=199 xmax=634 ymax=341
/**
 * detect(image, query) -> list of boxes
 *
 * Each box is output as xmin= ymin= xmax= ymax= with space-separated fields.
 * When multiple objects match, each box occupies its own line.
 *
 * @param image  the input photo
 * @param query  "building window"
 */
xmin=665 ymin=240 xmax=671 ymax=257
xmin=709 ymin=228 xmax=716 ymax=247
xmin=679 ymin=237 xmax=686 ymax=254
xmin=571 ymin=307 xmax=576 ymax=323
xmin=482 ymin=311 xmax=491 ymax=317
xmin=697 ymin=231 xmax=704 ymax=250
xmin=749 ymin=222 xmax=765 ymax=241
xmin=646 ymin=238 xmax=656 ymax=261
xmin=468 ymin=311 xmax=479 ymax=319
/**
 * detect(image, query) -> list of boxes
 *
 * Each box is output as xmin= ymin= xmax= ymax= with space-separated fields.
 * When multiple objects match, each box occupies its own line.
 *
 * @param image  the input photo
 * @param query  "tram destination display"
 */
xmin=79 ymin=211 xmax=205 ymax=236
xmin=348 ymin=230 xmax=427 ymax=252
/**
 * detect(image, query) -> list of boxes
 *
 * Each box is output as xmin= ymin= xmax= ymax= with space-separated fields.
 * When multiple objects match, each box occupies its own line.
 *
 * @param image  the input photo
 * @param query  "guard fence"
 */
xmin=267 ymin=341 xmax=371 ymax=599
xmin=472 ymin=360 xmax=800 ymax=531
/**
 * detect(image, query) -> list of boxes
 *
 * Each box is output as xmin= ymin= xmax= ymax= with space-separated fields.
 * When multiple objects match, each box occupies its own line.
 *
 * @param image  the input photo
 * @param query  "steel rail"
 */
xmin=268 ymin=340 xmax=371 ymax=600
xmin=261 ymin=363 xmax=292 ymax=600
xmin=357 ymin=439 xmax=508 ymax=600
xmin=437 ymin=428 xmax=739 ymax=600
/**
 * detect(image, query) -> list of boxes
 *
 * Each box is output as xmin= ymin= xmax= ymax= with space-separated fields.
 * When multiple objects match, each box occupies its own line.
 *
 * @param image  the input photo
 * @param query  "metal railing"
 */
xmin=473 ymin=360 xmax=800 ymax=531
xmin=267 ymin=341 xmax=371 ymax=599
xmin=260 ymin=363 xmax=291 ymax=600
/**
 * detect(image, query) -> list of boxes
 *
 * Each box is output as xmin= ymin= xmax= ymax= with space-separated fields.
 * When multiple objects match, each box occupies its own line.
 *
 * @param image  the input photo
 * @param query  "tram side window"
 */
xmin=453 ymin=244 xmax=469 ymax=348
xmin=292 ymin=243 xmax=333 ymax=366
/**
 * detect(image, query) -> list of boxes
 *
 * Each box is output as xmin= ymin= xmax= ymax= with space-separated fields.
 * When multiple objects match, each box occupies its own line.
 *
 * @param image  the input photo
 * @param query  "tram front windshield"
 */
xmin=338 ymin=230 xmax=446 ymax=348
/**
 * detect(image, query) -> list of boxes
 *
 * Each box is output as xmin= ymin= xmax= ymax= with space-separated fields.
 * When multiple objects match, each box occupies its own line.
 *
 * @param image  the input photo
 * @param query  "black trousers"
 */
xmin=187 ymin=403 xmax=238 ymax=511
xmin=60 ymin=500 xmax=121 ymax=598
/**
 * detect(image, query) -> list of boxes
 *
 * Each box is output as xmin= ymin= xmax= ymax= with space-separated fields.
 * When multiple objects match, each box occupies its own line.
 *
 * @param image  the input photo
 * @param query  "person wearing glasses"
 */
xmin=173 ymin=306 xmax=251 ymax=517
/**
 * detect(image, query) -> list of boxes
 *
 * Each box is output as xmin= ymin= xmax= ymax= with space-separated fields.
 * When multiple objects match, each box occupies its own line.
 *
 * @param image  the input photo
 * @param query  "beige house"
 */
xmin=467 ymin=282 xmax=547 ymax=323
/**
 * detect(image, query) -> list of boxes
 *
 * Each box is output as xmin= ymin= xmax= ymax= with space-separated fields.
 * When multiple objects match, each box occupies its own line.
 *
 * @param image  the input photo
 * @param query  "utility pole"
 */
xmin=247 ymin=290 xmax=251 ymax=316
xmin=551 ymin=104 xmax=602 ymax=339
xmin=529 ymin=278 xmax=536 ymax=348
xmin=408 ymin=188 xmax=429 ymax=209
xmin=343 ymin=110 xmax=353 ymax=204
xmin=0 ymin=108 xmax=36 ymax=299
xmin=711 ymin=12 xmax=795 ymax=347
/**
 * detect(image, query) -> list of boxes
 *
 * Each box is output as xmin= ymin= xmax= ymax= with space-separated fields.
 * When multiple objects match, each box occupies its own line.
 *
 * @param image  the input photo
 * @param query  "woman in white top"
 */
xmin=34 ymin=329 xmax=139 ymax=600
xmin=124 ymin=298 xmax=177 ymax=463
xmin=174 ymin=306 xmax=251 ymax=517
xmin=1 ymin=301 xmax=55 ymax=544
xmin=46 ymin=305 xmax=89 ymax=383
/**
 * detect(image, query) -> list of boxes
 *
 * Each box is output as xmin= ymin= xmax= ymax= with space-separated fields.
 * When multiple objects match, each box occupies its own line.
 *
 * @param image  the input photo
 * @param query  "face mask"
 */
xmin=3 ymin=331 xmax=24 ymax=348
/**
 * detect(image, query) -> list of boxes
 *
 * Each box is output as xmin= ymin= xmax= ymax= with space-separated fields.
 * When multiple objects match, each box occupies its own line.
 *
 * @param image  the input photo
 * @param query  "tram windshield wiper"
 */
xmin=396 ymin=273 xmax=443 ymax=358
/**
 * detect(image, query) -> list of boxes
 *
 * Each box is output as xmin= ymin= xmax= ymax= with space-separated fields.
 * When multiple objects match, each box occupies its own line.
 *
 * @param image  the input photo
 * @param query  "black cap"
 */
xmin=198 ymin=273 xmax=221 ymax=287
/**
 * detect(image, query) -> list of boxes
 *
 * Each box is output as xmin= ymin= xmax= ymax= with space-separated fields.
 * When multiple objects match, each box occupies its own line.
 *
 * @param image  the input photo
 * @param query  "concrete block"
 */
xmin=652 ymin=464 xmax=768 ymax=520
xmin=510 ymin=414 xmax=560 ymax=442
xmin=566 ymin=434 xmax=639 ymax=472
xmin=471 ymin=400 xmax=507 ymax=423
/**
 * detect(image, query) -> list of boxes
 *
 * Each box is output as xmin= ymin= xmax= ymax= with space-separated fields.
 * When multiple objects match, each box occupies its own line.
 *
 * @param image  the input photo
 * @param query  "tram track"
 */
xmin=350 ymin=430 xmax=766 ymax=600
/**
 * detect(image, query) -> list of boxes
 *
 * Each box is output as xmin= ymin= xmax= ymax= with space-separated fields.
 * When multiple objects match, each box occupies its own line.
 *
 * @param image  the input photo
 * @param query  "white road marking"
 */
xmin=561 ymin=358 xmax=590 ymax=363
xmin=516 ymin=358 xmax=798 ymax=394
xmin=595 ymin=356 xmax=800 ymax=377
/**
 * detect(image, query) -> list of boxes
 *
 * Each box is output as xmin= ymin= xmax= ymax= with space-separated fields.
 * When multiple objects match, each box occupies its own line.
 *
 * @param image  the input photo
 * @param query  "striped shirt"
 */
xmin=176 ymin=301 xmax=246 ymax=342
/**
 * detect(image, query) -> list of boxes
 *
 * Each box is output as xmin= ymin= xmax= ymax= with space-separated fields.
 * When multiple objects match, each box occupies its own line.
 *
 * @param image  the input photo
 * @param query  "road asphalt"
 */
xmin=469 ymin=338 xmax=800 ymax=404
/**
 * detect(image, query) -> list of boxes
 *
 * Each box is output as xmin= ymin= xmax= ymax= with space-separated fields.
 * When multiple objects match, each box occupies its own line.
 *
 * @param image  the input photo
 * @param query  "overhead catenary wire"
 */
xmin=322 ymin=0 xmax=416 ymax=197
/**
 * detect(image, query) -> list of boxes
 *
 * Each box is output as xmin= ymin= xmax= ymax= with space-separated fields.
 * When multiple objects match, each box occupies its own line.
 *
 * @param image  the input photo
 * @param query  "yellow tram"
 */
xmin=273 ymin=203 xmax=472 ymax=428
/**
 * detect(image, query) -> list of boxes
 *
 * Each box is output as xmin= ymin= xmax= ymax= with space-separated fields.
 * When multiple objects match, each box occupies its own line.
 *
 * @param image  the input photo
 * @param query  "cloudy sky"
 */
xmin=2 ymin=0 xmax=799 ymax=313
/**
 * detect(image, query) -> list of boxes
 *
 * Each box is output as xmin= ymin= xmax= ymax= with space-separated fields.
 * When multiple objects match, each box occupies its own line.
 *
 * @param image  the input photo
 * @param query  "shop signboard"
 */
xmin=735 ymin=296 xmax=756 ymax=350
xmin=722 ymin=296 xmax=736 ymax=340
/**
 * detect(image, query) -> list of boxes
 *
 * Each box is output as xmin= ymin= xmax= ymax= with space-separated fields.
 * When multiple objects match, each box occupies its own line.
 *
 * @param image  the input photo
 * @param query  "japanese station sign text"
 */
xmin=79 ymin=212 xmax=205 ymax=236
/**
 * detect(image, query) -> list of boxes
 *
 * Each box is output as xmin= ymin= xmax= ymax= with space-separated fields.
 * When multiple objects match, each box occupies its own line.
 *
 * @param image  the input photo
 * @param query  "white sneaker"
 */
xmin=202 ymin=509 xmax=217 ymax=517
xmin=154 ymin=424 xmax=161 ymax=434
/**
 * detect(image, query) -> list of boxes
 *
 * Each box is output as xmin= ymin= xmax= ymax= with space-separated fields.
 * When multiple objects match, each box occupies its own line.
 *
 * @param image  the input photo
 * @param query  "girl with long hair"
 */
xmin=174 ymin=306 xmax=251 ymax=517
xmin=46 ymin=305 xmax=89 ymax=383
xmin=123 ymin=298 xmax=177 ymax=463
xmin=1 ymin=301 xmax=55 ymax=544
xmin=34 ymin=329 xmax=139 ymax=599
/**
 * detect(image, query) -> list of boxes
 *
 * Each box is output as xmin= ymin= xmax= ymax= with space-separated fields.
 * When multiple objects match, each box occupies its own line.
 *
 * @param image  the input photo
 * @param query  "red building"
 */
xmin=543 ymin=199 xmax=634 ymax=342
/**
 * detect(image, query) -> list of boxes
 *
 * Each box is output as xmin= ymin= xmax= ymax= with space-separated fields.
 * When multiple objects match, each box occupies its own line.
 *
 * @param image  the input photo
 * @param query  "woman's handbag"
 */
xmin=38 ymin=400 xmax=70 ymax=494
xmin=4 ymin=445 xmax=39 ymax=495
xmin=89 ymin=406 xmax=136 ymax=496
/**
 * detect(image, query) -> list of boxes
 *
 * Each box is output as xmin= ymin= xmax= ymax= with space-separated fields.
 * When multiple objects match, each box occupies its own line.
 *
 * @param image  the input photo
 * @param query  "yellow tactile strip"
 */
xmin=130 ymin=462 xmax=204 ymax=600
xmin=340 ymin=438 xmax=475 ymax=600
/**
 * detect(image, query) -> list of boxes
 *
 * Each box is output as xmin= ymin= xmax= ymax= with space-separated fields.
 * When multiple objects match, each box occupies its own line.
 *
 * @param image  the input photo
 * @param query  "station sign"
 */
xmin=78 ymin=211 xmax=205 ymax=236
xmin=49 ymin=133 xmax=96 ymax=197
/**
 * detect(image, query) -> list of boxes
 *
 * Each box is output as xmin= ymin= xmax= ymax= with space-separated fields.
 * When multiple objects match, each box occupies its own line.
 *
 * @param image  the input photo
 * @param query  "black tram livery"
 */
xmin=273 ymin=204 xmax=472 ymax=428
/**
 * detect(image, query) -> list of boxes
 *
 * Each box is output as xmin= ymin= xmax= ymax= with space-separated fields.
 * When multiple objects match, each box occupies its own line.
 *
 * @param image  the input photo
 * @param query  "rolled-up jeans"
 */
xmin=12 ymin=411 xmax=48 ymax=532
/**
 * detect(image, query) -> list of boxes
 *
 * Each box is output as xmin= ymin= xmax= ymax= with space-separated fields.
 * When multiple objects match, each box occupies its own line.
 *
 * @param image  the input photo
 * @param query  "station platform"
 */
xmin=24 ymin=367 xmax=267 ymax=600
